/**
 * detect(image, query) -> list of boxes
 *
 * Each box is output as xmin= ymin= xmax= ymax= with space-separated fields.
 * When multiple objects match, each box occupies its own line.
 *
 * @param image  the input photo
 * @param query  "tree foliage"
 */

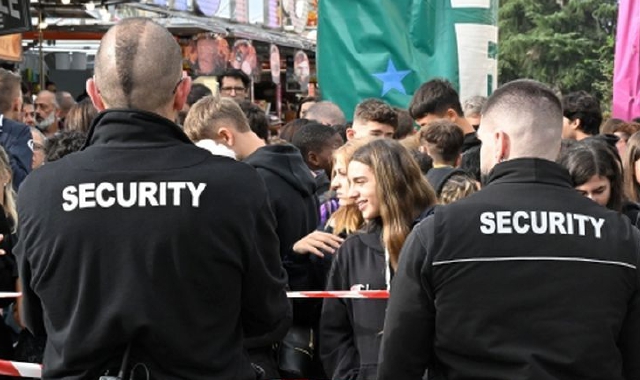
xmin=498 ymin=0 xmax=618 ymax=111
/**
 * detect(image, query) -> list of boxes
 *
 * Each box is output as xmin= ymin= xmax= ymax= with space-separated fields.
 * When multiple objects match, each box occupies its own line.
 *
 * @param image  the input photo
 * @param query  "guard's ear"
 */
xmin=173 ymin=74 xmax=192 ymax=112
xmin=86 ymin=77 xmax=106 ymax=111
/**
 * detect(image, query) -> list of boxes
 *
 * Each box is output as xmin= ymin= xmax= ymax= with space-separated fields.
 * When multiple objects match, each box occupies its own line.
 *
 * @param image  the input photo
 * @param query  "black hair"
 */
xmin=332 ymin=123 xmax=348 ymax=143
xmin=460 ymin=145 xmax=481 ymax=182
xmin=187 ymin=84 xmax=212 ymax=107
xmin=557 ymin=138 xmax=623 ymax=211
xmin=45 ymin=131 xmax=87 ymax=162
xmin=280 ymin=118 xmax=312 ymax=142
xmin=562 ymin=91 xmax=603 ymax=136
xmin=296 ymin=96 xmax=317 ymax=118
xmin=217 ymin=68 xmax=251 ymax=89
xmin=238 ymin=101 xmax=269 ymax=143
xmin=291 ymin=122 xmax=339 ymax=162
xmin=409 ymin=78 xmax=464 ymax=120
xmin=409 ymin=149 xmax=433 ymax=175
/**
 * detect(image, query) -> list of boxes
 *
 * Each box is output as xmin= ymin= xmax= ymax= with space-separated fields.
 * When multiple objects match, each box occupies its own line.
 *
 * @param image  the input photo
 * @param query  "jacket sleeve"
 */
xmin=242 ymin=194 xmax=292 ymax=347
xmin=378 ymin=218 xmax=436 ymax=380
xmin=4 ymin=121 xmax=32 ymax=189
xmin=620 ymin=232 xmax=640 ymax=379
xmin=320 ymin=249 xmax=360 ymax=380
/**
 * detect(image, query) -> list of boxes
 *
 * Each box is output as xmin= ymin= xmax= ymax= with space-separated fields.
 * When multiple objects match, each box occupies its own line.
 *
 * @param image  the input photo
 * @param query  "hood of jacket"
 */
xmin=244 ymin=143 xmax=316 ymax=197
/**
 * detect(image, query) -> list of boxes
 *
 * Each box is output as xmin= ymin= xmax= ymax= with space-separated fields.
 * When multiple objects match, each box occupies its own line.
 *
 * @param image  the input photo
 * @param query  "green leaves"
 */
xmin=498 ymin=0 xmax=617 ymax=112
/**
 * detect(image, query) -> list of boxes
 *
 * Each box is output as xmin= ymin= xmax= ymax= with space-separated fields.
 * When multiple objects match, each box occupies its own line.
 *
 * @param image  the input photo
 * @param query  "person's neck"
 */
xmin=43 ymin=122 xmax=60 ymax=138
xmin=574 ymin=130 xmax=592 ymax=141
xmin=238 ymin=132 xmax=266 ymax=160
xmin=1 ymin=110 xmax=18 ymax=121
xmin=456 ymin=117 xmax=476 ymax=135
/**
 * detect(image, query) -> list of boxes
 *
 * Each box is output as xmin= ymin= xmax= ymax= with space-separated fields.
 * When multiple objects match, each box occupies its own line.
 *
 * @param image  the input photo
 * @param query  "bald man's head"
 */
xmin=478 ymin=80 xmax=562 ymax=176
xmin=91 ymin=18 xmax=186 ymax=114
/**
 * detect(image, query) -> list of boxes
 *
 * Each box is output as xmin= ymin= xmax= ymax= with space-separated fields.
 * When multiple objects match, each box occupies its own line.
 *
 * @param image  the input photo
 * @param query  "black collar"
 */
xmin=83 ymin=109 xmax=192 ymax=149
xmin=486 ymin=158 xmax=573 ymax=189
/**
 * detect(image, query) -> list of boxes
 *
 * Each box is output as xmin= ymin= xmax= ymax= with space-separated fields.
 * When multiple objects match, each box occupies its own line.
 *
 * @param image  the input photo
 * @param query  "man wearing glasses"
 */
xmin=217 ymin=69 xmax=250 ymax=102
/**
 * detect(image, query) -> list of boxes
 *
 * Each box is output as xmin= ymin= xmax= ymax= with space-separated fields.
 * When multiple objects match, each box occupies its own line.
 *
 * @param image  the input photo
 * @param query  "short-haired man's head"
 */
xmin=561 ymin=91 xmax=603 ymax=138
xmin=479 ymin=79 xmax=562 ymax=175
xmin=0 ymin=68 xmax=22 ymax=115
xmin=93 ymin=18 xmax=183 ymax=112
xmin=305 ymin=101 xmax=346 ymax=126
xmin=463 ymin=95 xmax=486 ymax=128
xmin=409 ymin=79 xmax=463 ymax=126
xmin=238 ymin=101 xmax=269 ymax=143
xmin=217 ymin=69 xmax=250 ymax=100
xmin=184 ymin=95 xmax=250 ymax=142
xmin=292 ymin=122 xmax=343 ymax=173
xmin=349 ymin=98 xmax=397 ymax=140
xmin=420 ymin=120 xmax=464 ymax=166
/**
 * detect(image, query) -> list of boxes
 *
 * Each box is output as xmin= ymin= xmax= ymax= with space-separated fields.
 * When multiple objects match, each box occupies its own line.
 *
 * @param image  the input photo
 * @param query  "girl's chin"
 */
xmin=338 ymin=199 xmax=354 ymax=207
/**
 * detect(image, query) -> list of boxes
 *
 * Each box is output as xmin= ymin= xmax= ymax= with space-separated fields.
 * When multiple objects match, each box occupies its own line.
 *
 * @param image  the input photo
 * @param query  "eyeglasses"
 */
xmin=220 ymin=86 xmax=246 ymax=94
xmin=28 ymin=140 xmax=45 ymax=152
xmin=172 ymin=77 xmax=185 ymax=94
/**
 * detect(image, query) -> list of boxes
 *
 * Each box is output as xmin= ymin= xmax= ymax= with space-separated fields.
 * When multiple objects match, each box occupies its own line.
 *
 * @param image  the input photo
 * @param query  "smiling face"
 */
xmin=347 ymin=160 xmax=380 ymax=220
xmin=330 ymin=155 xmax=351 ymax=206
xmin=575 ymin=174 xmax=611 ymax=207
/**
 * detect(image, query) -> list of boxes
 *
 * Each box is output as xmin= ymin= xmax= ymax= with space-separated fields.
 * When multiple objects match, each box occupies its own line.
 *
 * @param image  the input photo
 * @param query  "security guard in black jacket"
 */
xmin=15 ymin=18 xmax=290 ymax=380
xmin=379 ymin=80 xmax=640 ymax=380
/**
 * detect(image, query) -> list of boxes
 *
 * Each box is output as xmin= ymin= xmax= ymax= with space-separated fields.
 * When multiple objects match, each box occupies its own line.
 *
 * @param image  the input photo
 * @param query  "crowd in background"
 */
xmin=1 ymin=40 xmax=640 ymax=380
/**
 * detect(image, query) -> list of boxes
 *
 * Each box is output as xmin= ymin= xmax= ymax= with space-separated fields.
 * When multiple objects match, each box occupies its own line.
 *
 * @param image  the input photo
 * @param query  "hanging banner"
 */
xmin=185 ymin=34 xmax=230 ymax=76
xmin=0 ymin=33 xmax=21 ymax=62
xmin=318 ymin=0 xmax=498 ymax=120
xmin=613 ymin=0 xmax=640 ymax=120
xmin=270 ymin=44 xmax=281 ymax=84
xmin=0 ymin=0 xmax=32 ymax=36
xmin=293 ymin=50 xmax=309 ymax=91
xmin=230 ymin=40 xmax=259 ymax=79
xmin=282 ymin=0 xmax=308 ymax=33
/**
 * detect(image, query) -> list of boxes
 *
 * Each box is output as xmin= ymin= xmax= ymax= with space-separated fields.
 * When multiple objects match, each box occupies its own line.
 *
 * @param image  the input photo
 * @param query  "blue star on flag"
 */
xmin=372 ymin=59 xmax=412 ymax=96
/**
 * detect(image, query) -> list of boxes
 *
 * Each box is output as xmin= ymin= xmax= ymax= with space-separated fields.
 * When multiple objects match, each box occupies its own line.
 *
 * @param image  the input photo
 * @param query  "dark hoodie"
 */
xmin=320 ymin=223 xmax=388 ymax=380
xmin=244 ymin=144 xmax=320 ymax=325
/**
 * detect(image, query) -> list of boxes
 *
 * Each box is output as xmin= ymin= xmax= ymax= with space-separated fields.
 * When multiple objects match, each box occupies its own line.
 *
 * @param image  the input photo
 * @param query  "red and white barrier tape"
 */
xmin=1 ymin=291 xmax=390 ymax=299
xmin=0 ymin=359 xmax=41 ymax=378
xmin=287 ymin=290 xmax=389 ymax=299
xmin=0 ymin=292 xmax=21 ymax=298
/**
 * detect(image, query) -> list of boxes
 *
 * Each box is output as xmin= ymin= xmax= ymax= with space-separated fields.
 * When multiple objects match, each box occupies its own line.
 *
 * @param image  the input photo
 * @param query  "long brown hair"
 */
xmin=327 ymin=138 xmax=372 ymax=235
xmin=0 ymin=147 xmax=17 ymax=230
xmin=624 ymin=131 xmax=640 ymax=203
xmin=350 ymin=139 xmax=436 ymax=269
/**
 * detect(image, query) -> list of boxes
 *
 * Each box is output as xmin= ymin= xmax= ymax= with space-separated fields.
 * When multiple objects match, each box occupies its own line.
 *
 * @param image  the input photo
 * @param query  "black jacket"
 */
xmin=0 ymin=115 xmax=32 ymax=190
xmin=244 ymin=144 xmax=319 ymax=326
xmin=15 ymin=110 xmax=291 ymax=380
xmin=379 ymin=158 xmax=640 ymax=380
xmin=321 ymin=224 xmax=388 ymax=380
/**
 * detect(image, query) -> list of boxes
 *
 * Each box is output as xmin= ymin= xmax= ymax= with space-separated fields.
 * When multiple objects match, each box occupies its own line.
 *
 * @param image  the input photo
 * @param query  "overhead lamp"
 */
xmin=61 ymin=0 xmax=71 ymax=4
xmin=85 ymin=1 xmax=95 ymax=11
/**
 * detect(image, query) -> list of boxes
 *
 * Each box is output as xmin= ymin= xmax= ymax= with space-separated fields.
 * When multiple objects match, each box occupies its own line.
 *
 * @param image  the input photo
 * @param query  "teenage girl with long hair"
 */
xmin=320 ymin=139 xmax=436 ymax=380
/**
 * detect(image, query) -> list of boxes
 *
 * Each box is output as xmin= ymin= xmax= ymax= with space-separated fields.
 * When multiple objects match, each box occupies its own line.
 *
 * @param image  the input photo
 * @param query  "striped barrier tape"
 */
xmin=1 ymin=291 xmax=390 ymax=300
xmin=0 ymin=359 xmax=42 ymax=378
xmin=286 ymin=290 xmax=389 ymax=299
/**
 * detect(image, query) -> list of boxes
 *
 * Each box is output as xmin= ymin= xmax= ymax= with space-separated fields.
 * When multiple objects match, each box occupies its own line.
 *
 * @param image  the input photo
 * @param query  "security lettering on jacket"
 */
xmin=62 ymin=181 xmax=207 ymax=211
xmin=479 ymin=211 xmax=605 ymax=238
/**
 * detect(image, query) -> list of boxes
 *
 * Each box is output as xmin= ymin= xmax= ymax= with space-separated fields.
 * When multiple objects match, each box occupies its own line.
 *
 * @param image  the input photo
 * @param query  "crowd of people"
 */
xmin=0 ymin=17 xmax=638 ymax=380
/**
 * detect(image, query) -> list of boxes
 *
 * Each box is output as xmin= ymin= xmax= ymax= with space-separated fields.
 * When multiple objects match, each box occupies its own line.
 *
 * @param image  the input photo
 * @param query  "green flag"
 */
xmin=317 ymin=0 xmax=498 ymax=121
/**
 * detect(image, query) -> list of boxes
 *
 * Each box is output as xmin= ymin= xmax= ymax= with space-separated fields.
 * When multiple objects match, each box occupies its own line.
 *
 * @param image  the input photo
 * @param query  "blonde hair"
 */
xmin=439 ymin=174 xmax=480 ymax=205
xmin=326 ymin=138 xmax=374 ymax=235
xmin=351 ymin=139 xmax=436 ymax=269
xmin=184 ymin=95 xmax=251 ymax=142
xmin=0 ymin=147 xmax=17 ymax=231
